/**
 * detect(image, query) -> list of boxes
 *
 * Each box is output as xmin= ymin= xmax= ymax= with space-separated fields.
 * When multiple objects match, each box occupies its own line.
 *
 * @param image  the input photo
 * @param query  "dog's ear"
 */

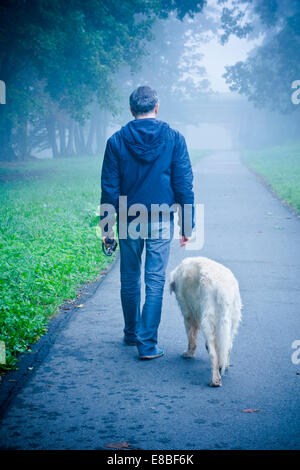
xmin=169 ymin=271 xmax=176 ymax=294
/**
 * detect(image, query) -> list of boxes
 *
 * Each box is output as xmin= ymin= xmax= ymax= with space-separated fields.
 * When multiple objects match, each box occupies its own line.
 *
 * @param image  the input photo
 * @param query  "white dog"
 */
xmin=170 ymin=257 xmax=242 ymax=387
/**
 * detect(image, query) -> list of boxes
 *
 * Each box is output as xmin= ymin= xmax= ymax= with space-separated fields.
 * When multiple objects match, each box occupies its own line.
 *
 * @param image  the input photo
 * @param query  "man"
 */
xmin=100 ymin=85 xmax=194 ymax=360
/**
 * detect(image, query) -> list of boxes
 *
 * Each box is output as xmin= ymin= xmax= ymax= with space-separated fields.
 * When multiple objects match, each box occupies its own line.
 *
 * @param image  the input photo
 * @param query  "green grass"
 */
xmin=0 ymin=156 xmax=114 ymax=369
xmin=189 ymin=149 xmax=211 ymax=166
xmin=242 ymin=143 xmax=300 ymax=214
xmin=0 ymin=147 xmax=210 ymax=370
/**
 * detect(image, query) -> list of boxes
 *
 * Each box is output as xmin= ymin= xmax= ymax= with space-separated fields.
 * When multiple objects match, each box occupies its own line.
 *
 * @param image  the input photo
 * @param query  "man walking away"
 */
xmin=100 ymin=86 xmax=194 ymax=359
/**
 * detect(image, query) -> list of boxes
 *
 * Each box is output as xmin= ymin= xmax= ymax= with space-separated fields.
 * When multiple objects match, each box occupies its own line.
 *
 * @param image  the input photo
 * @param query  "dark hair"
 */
xmin=129 ymin=86 xmax=159 ymax=116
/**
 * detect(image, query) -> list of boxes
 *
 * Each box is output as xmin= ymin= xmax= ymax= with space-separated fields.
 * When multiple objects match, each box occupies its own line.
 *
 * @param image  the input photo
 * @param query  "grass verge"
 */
xmin=0 ymin=156 xmax=114 ymax=370
xmin=189 ymin=149 xmax=211 ymax=166
xmin=242 ymin=143 xmax=300 ymax=215
xmin=0 ymin=147 xmax=211 ymax=370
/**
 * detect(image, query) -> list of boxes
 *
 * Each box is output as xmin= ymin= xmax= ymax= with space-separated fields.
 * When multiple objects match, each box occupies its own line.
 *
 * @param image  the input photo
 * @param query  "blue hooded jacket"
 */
xmin=100 ymin=118 xmax=194 ymax=236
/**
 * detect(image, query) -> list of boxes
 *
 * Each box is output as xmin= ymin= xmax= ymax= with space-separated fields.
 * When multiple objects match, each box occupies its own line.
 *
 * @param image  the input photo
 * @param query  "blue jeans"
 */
xmin=119 ymin=218 xmax=174 ymax=356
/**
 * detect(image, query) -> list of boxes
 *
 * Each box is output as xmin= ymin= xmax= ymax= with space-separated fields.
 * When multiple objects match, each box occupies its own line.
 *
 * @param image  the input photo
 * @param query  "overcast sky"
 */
xmin=187 ymin=0 xmax=263 ymax=93
xmin=201 ymin=34 xmax=262 ymax=92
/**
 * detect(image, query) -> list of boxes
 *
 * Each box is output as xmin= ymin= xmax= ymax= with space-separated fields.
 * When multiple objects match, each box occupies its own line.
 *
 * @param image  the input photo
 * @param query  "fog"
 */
xmin=90 ymin=1 xmax=300 ymax=155
xmin=1 ymin=1 xmax=300 ymax=448
xmin=0 ymin=0 xmax=299 ymax=161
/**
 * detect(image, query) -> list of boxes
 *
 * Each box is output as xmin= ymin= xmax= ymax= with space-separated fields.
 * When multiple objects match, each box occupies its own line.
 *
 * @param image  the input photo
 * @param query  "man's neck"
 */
xmin=135 ymin=113 xmax=156 ymax=119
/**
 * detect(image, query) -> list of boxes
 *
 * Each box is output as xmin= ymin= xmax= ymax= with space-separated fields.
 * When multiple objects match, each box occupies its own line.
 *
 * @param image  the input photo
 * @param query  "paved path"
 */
xmin=0 ymin=151 xmax=299 ymax=450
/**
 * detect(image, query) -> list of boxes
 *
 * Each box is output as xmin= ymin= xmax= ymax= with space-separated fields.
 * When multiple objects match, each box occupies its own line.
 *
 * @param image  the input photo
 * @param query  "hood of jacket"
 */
xmin=120 ymin=118 xmax=169 ymax=163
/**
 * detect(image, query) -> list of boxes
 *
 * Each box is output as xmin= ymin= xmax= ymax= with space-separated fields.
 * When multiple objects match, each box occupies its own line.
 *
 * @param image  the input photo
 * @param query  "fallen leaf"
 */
xmin=105 ymin=441 xmax=131 ymax=449
xmin=243 ymin=409 xmax=259 ymax=413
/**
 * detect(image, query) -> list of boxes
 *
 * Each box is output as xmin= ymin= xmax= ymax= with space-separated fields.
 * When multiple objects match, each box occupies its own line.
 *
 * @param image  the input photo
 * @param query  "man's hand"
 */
xmin=180 ymin=235 xmax=191 ymax=247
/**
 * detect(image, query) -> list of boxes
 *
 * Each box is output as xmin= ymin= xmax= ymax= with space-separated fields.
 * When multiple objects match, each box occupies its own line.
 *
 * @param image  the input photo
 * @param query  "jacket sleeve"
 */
xmin=171 ymin=132 xmax=195 ymax=237
xmin=100 ymin=138 xmax=120 ymax=236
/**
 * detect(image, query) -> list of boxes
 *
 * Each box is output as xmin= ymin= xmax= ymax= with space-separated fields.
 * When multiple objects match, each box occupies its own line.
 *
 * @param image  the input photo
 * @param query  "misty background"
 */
xmin=1 ymin=2 xmax=300 ymax=447
xmin=1 ymin=0 xmax=299 ymax=161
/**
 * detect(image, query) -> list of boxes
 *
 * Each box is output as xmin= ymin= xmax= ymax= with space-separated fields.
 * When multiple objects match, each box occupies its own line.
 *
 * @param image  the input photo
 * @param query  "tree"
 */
xmin=0 ymin=0 xmax=206 ymax=160
xmin=220 ymin=0 xmax=300 ymax=114
xmin=112 ymin=8 xmax=213 ymax=132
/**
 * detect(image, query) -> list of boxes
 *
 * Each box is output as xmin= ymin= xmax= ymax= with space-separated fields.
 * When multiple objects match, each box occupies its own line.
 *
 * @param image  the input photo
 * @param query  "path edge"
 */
xmin=0 ymin=252 xmax=120 ymax=420
xmin=241 ymin=156 xmax=300 ymax=220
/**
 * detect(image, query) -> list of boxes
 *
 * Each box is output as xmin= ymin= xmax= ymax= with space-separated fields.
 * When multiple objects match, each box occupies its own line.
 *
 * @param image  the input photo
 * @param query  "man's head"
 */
xmin=129 ymin=86 xmax=159 ymax=118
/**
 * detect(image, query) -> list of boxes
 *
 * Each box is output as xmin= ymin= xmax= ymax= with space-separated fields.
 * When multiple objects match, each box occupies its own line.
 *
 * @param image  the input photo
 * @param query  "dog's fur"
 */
xmin=170 ymin=257 xmax=242 ymax=387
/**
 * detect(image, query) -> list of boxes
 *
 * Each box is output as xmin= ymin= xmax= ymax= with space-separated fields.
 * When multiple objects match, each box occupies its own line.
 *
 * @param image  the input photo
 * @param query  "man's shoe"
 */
xmin=139 ymin=348 xmax=164 ymax=360
xmin=123 ymin=337 xmax=138 ymax=346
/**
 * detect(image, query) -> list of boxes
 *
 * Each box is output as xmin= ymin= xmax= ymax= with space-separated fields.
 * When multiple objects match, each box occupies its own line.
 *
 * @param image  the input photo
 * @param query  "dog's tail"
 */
xmin=169 ymin=270 xmax=176 ymax=295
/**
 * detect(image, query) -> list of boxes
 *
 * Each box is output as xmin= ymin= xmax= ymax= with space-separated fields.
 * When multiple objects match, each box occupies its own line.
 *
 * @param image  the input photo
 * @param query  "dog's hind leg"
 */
xmin=201 ymin=318 xmax=222 ymax=387
xmin=182 ymin=316 xmax=199 ymax=358
xmin=224 ymin=294 xmax=242 ymax=370
xmin=214 ymin=296 xmax=241 ymax=376
xmin=231 ymin=293 xmax=242 ymax=342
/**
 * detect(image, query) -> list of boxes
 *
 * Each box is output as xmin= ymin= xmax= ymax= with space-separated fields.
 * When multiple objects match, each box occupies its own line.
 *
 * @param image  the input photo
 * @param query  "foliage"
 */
xmin=0 ymin=0 xmax=206 ymax=160
xmin=113 ymin=11 xmax=213 ymax=127
xmin=220 ymin=0 xmax=300 ymax=114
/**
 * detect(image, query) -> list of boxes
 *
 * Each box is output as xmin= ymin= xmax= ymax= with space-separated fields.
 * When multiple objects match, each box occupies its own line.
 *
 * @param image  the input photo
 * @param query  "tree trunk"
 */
xmin=0 ymin=109 xmax=16 ymax=161
xmin=86 ymin=115 xmax=96 ymax=155
xmin=78 ymin=124 xmax=86 ymax=154
xmin=66 ymin=120 xmax=75 ymax=156
xmin=74 ymin=122 xmax=81 ymax=155
xmin=96 ymin=109 xmax=107 ymax=156
xmin=58 ymin=121 xmax=67 ymax=157
xmin=16 ymin=120 xmax=29 ymax=160
xmin=74 ymin=122 xmax=86 ymax=155
xmin=45 ymin=115 xmax=59 ymax=158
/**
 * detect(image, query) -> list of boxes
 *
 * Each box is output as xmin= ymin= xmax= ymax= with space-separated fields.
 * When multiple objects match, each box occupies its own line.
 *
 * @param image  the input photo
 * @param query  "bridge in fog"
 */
xmin=172 ymin=94 xmax=248 ymax=150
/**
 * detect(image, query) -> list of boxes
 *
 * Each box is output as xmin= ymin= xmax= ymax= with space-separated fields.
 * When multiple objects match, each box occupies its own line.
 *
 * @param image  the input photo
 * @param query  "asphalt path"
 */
xmin=0 ymin=150 xmax=299 ymax=450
